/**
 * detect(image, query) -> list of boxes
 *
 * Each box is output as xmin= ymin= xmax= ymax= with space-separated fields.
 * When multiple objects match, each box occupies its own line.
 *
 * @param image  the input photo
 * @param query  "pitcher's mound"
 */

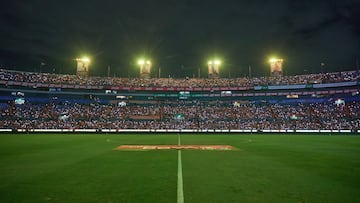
xmin=115 ymin=145 xmax=237 ymax=151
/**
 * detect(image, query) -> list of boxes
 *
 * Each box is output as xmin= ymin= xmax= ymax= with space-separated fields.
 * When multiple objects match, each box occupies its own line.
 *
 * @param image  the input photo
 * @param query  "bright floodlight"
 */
xmin=138 ymin=59 xmax=145 ymax=65
xmin=208 ymin=58 xmax=221 ymax=78
xmin=138 ymin=58 xmax=152 ymax=79
xmin=76 ymin=56 xmax=91 ymax=77
xmin=76 ymin=57 xmax=90 ymax=63
xmin=269 ymin=57 xmax=284 ymax=77
xmin=82 ymin=57 xmax=90 ymax=63
xmin=208 ymin=59 xmax=221 ymax=65
xmin=269 ymin=58 xmax=283 ymax=63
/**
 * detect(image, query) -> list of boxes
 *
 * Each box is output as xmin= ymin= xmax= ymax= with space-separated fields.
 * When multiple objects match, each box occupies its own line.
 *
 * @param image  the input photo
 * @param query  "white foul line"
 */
xmin=177 ymin=134 xmax=184 ymax=203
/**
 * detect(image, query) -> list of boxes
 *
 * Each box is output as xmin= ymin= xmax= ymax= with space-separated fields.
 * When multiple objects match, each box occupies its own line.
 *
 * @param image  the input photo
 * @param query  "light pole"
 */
xmin=269 ymin=57 xmax=284 ymax=77
xmin=320 ymin=62 xmax=325 ymax=74
xmin=208 ymin=59 xmax=221 ymax=78
xmin=138 ymin=58 xmax=152 ymax=79
xmin=76 ymin=56 xmax=90 ymax=77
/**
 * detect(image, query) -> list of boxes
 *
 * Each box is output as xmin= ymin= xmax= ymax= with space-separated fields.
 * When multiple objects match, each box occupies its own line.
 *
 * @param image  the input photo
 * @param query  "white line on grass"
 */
xmin=178 ymin=133 xmax=181 ymax=146
xmin=177 ymin=133 xmax=184 ymax=203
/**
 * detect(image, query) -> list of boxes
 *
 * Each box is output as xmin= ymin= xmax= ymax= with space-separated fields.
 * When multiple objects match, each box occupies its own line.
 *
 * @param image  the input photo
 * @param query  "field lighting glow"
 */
xmin=269 ymin=58 xmax=283 ymax=63
xmin=82 ymin=57 xmax=90 ymax=62
xmin=208 ymin=59 xmax=222 ymax=65
xmin=137 ymin=59 xmax=151 ymax=66
xmin=137 ymin=59 xmax=145 ymax=65
xmin=76 ymin=56 xmax=90 ymax=63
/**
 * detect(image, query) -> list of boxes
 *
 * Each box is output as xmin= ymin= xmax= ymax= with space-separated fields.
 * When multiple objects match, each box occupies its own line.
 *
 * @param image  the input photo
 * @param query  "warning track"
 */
xmin=115 ymin=145 xmax=237 ymax=151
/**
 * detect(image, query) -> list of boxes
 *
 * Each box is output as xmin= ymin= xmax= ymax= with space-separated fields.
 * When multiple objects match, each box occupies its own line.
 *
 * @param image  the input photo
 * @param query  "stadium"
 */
xmin=1 ymin=64 xmax=360 ymax=132
xmin=0 ymin=65 xmax=360 ymax=202
xmin=1 ymin=1 xmax=360 ymax=202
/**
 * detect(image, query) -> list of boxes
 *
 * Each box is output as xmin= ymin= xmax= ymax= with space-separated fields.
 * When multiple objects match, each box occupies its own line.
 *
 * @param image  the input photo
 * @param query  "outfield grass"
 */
xmin=0 ymin=134 xmax=359 ymax=202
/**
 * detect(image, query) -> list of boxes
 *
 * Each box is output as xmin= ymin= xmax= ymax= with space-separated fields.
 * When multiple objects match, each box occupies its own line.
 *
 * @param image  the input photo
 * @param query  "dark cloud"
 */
xmin=0 ymin=0 xmax=359 ymax=77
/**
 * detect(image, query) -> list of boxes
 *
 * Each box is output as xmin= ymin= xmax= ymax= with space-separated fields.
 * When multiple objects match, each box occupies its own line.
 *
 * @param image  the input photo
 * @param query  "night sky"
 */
xmin=0 ymin=0 xmax=359 ymax=78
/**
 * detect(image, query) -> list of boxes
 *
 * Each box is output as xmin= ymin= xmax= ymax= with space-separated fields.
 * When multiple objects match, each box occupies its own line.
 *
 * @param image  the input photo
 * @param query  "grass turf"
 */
xmin=0 ymin=133 xmax=359 ymax=202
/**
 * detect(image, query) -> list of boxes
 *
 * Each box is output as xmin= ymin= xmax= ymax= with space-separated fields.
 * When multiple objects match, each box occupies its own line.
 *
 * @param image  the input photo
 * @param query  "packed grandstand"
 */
xmin=0 ymin=68 xmax=359 ymax=131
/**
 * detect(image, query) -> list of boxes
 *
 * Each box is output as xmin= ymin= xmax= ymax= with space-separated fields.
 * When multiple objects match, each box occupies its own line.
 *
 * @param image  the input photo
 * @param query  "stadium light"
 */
xmin=138 ymin=58 xmax=152 ymax=78
xmin=269 ymin=58 xmax=283 ymax=63
xmin=208 ymin=59 xmax=221 ymax=65
xmin=269 ymin=58 xmax=277 ymax=63
xmin=268 ymin=57 xmax=284 ymax=77
xmin=82 ymin=57 xmax=90 ymax=63
xmin=76 ymin=56 xmax=91 ymax=64
xmin=207 ymin=58 xmax=222 ymax=78
xmin=137 ymin=59 xmax=145 ymax=65
xmin=75 ymin=56 xmax=91 ymax=77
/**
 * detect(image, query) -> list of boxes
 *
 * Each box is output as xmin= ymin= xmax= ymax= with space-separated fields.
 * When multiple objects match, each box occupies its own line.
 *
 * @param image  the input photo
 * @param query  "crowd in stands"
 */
xmin=1 ymin=69 xmax=359 ymax=87
xmin=1 ymin=100 xmax=359 ymax=130
xmin=1 ymin=68 xmax=359 ymax=130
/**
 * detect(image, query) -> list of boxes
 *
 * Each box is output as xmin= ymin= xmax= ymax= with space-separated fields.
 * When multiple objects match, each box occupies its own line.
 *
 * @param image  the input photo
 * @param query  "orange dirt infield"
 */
xmin=114 ymin=145 xmax=237 ymax=151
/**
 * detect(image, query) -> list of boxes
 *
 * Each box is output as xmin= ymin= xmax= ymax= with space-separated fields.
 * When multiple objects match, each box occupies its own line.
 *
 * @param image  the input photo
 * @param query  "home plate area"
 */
xmin=115 ymin=145 xmax=237 ymax=151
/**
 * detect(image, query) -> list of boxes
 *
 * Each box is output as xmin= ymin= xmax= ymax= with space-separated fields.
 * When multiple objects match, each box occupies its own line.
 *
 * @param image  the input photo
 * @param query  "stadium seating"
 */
xmin=0 ymin=68 xmax=359 ymax=130
xmin=1 ymin=68 xmax=359 ymax=87
xmin=0 ymin=100 xmax=359 ymax=130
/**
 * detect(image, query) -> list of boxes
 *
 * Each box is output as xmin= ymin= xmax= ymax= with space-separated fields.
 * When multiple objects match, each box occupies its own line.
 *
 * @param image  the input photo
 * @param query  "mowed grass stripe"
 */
xmin=0 ymin=134 xmax=178 ymax=203
xmin=180 ymin=134 xmax=360 ymax=203
xmin=1 ymin=133 xmax=359 ymax=202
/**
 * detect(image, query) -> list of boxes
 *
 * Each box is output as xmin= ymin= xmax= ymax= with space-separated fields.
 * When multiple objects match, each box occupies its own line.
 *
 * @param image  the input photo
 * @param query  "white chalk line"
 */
xmin=177 ymin=134 xmax=184 ymax=203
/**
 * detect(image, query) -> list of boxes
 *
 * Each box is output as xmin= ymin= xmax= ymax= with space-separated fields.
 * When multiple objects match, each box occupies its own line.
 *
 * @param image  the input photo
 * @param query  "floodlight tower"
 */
xmin=269 ymin=58 xmax=284 ymax=77
xmin=76 ymin=57 xmax=90 ymax=77
xmin=208 ymin=59 xmax=221 ymax=78
xmin=138 ymin=58 xmax=152 ymax=78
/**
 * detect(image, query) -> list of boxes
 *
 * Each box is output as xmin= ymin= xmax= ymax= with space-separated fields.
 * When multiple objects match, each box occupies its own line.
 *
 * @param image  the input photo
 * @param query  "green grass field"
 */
xmin=0 ymin=133 xmax=359 ymax=203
